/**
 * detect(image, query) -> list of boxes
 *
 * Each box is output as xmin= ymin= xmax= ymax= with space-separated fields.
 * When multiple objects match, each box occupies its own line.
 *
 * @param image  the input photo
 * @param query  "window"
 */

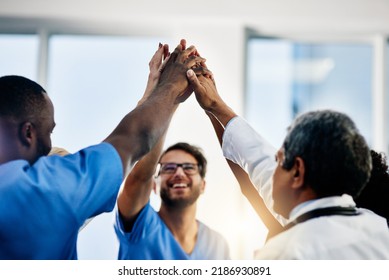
xmin=0 ymin=34 xmax=39 ymax=80
xmin=48 ymin=35 xmax=165 ymax=152
xmin=246 ymin=37 xmax=373 ymax=148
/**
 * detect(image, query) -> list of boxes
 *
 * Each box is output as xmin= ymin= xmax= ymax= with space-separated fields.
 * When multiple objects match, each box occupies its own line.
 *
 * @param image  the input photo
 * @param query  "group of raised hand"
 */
xmin=146 ymin=39 xmax=237 ymax=130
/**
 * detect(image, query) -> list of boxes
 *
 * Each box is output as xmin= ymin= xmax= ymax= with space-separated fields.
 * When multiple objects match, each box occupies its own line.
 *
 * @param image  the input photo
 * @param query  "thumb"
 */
xmin=186 ymin=69 xmax=200 ymax=89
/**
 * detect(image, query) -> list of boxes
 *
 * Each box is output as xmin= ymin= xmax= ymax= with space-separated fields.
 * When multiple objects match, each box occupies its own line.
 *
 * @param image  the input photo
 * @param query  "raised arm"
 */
xmin=188 ymin=65 xmax=287 ymax=228
xmin=117 ymin=43 xmax=172 ymax=231
xmin=205 ymin=112 xmax=283 ymax=240
xmin=104 ymin=39 xmax=205 ymax=176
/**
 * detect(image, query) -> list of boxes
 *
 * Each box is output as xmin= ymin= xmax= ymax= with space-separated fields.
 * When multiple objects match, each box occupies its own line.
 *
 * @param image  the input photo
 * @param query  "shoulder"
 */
xmin=116 ymin=203 xmax=160 ymax=236
xmin=255 ymin=227 xmax=309 ymax=259
xmin=195 ymin=221 xmax=230 ymax=259
xmin=47 ymin=142 xmax=122 ymax=178
xmin=198 ymin=221 xmax=228 ymax=245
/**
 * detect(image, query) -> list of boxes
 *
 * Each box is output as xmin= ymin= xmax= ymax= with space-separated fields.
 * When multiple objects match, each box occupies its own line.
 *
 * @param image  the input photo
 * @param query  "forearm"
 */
xmin=222 ymin=117 xmax=287 ymax=226
xmin=104 ymin=83 xmax=178 ymax=175
xmin=206 ymin=111 xmax=284 ymax=235
xmin=117 ymin=130 xmax=167 ymax=216
xmin=132 ymin=131 xmax=168 ymax=182
xmin=206 ymin=111 xmax=224 ymax=145
xmin=225 ymin=159 xmax=284 ymax=239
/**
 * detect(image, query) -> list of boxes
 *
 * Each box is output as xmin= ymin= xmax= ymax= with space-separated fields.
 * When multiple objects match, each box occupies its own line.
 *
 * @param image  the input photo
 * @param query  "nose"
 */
xmin=173 ymin=165 xmax=187 ymax=177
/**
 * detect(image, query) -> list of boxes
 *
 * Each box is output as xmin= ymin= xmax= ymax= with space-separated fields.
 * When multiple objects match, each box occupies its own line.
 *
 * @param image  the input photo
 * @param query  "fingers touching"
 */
xmin=152 ymin=39 xmax=217 ymax=106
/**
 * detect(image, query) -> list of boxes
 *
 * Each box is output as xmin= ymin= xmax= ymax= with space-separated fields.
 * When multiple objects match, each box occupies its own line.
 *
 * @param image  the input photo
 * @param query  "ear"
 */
xmin=291 ymin=157 xmax=305 ymax=189
xmin=200 ymin=179 xmax=206 ymax=194
xmin=152 ymin=178 xmax=158 ymax=194
xmin=19 ymin=122 xmax=35 ymax=147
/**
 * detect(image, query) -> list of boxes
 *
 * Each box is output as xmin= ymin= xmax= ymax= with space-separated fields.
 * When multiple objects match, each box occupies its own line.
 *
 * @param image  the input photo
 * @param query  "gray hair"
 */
xmin=282 ymin=110 xmax=371 ymax=198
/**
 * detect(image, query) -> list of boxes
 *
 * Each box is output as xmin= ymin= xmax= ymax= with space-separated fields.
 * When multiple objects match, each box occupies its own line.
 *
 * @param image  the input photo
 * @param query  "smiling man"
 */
xmin=115 ymin=142 xmax=230 ymax=260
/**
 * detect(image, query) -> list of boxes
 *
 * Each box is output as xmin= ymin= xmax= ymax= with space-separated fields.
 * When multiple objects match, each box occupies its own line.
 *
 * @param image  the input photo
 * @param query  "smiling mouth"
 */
xmin=171 ymin=183 xmax=189 ymax=189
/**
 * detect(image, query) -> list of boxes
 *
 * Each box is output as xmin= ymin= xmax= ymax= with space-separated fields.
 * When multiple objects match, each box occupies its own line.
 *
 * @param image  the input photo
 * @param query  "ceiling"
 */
xmin=1 ymin=0 xmax=389 ymax=39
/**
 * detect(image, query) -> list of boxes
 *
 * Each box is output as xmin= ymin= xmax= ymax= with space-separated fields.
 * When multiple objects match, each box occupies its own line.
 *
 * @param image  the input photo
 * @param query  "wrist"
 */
xmin=156 ymin=82 xmax=181 ymax=95
xmin=209 ymin=102 xmax=237 ymax=127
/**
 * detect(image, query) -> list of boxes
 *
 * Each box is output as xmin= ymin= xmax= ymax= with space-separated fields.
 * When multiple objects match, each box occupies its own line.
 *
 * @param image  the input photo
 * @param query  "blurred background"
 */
xmin=1 ymin=0 xmax=388 ymax=259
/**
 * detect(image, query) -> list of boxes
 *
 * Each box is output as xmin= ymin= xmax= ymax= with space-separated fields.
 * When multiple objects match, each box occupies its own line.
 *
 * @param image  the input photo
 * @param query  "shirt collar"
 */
xmin=288 ymin=194 xmax=356 ymax=222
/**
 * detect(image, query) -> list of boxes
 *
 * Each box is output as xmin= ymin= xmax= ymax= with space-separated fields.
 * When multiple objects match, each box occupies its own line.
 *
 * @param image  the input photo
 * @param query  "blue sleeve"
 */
xmin=29 ymin=142 xmax=123 ymax=225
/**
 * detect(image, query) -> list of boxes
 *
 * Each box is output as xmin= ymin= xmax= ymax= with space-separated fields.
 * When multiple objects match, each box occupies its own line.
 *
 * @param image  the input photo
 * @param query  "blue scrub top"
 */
xmin=115 ymin=203 xmax=230 ymax=260
xmin=0 ymin=143 xmax=123 ymax=259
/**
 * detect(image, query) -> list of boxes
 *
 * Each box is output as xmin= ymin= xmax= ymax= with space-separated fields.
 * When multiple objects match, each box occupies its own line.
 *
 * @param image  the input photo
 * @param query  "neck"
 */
xmin=0 ymin=120 xmax=22 ymax=164
xmin=159 ymin=202 xmax=198 ymax=254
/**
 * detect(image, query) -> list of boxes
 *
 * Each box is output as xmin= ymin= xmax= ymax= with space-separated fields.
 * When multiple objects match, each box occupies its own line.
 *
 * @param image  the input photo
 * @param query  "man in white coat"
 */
xmin=186 ymin=64 xmax=389 ymax=259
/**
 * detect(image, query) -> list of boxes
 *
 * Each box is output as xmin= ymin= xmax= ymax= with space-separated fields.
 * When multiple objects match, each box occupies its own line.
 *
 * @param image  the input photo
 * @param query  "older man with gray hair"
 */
xmin=187 ymin=64 xmax=389 ymax=259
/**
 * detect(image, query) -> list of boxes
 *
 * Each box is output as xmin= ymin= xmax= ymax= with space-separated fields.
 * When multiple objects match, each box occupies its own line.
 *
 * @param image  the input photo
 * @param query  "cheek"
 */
xmin=272 ymin=167 xmax=286 ymax=202
xmin=272 ymin=179 xmax=281 ymax=203
xmin=272 ymin=166 xmax=281 ymax=188
xmin=43 ymin=135 xmax=52 ymax=155
xmin=272 ymin=169 xmax=289 ymax=216
xmin=192 ymin=176 xmax=203 ymax=187
xmin=158 ymin=177 xmax=167 ymax=187
xmin=36 ymin=131 xmax=52 ymax=156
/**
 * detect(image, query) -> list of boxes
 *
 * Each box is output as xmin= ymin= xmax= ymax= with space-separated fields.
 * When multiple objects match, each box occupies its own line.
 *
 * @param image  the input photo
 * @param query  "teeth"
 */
xmin=172 ymin=183 xmax=188 ymax=188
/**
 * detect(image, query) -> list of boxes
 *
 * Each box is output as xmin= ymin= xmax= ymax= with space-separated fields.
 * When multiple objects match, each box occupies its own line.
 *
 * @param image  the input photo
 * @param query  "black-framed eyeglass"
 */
xmin=158 ymin=162 xmax=200 ymax=175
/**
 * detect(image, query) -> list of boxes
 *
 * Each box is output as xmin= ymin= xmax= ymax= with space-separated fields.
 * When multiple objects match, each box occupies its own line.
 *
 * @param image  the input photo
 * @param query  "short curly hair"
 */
xmin=282 ymin=110 xmax=371 ymax=198
xmin=0 ymin=75 xmax=47 ymax=123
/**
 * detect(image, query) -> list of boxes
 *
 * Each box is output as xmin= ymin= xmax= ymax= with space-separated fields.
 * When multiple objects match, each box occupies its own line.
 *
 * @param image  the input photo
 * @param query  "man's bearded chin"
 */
xmin=160 ymin=189 xmax=200 ymax=209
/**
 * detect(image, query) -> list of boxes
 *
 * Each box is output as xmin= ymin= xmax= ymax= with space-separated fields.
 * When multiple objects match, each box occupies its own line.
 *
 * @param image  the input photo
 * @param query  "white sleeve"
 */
xmin=222 ymin=116 xmax=287 ymax=225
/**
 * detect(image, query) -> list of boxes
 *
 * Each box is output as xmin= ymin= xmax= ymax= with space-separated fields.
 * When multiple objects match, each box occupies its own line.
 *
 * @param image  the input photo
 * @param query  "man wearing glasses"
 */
xmin=115 ymin=142 xmax=230 ymax=259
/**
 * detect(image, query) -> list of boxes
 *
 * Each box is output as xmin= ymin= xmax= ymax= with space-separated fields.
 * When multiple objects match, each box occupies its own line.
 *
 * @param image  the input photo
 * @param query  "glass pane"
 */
xmin=48 ymin=35 xmax=166 ymax=152
xmin=246 ymin=38 xmax=373 ymax=147
xmin=387 ymin=41 xmax=389 ymax=152
xmin=0 ymin=34 xmax=38 ymax=80
xmin=47 ymin=35 xmax=167 ymax=260
xmin=246 ymin=39 xmax=294 ymax=148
